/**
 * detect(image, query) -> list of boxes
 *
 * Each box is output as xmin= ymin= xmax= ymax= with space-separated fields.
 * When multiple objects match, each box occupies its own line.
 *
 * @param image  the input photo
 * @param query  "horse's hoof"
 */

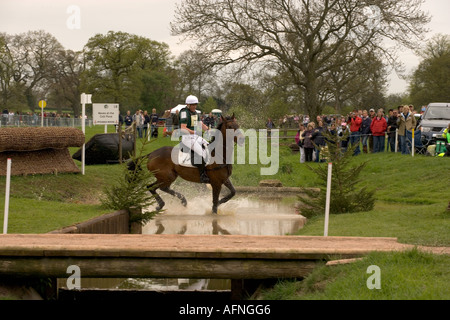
xmin=182 ymin=200 xmax=187 ymax=207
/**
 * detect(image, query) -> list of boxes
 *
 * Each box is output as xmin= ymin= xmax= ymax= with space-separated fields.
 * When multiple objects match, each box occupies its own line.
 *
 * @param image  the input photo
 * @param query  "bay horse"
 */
xmin=141 ymin=115 xmax=244 ymax=214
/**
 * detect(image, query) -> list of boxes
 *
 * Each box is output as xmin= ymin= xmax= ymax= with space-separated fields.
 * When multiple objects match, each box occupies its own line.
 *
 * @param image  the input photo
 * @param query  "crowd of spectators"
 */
xmin=1 ymin=108 xmax=77 ymax=126
xmin=120 ymin=108 xmax=219 ymax=139
xmin=294 ymin=105 xmax=419 ymax=163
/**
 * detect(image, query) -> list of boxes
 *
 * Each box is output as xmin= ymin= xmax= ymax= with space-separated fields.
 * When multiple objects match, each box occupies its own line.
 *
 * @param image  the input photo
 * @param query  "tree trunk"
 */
xmin=303 ymin=74 xmax=321 ymax=121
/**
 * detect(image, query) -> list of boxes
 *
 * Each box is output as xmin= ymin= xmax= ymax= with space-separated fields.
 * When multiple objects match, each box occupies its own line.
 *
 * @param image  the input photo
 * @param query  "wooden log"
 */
xmin=0 ymin=257 xmax=319 ymax=280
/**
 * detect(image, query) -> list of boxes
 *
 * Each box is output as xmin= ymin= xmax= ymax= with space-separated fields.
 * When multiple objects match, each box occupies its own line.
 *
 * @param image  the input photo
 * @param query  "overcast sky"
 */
xmin=1 ymin=0 xmax=449 ymax=95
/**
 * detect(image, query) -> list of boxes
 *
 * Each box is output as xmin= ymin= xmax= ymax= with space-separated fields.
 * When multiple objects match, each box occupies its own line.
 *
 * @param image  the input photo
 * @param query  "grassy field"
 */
xmin=0 ymin=125 xmax=449 ymax=299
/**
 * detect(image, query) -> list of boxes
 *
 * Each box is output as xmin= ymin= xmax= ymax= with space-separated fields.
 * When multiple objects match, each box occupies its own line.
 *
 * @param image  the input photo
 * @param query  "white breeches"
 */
xmin=181 ymin=134 xmax=208 ymax=159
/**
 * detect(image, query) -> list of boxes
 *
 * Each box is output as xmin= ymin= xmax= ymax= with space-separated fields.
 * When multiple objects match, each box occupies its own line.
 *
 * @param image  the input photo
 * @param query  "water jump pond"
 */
xmin=118 ymin=184 xmax=307 ymax=293
xmin=58 ymin=182 xmax=308 ymax=297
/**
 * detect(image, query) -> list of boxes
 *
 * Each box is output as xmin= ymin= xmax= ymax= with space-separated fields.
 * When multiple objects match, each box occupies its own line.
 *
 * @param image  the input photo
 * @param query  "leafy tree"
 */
xmin=82 ymin=31 xmax=173 ymax=113
xmin=202 ymin=96 xmax=218 ymax=114
xmin=409 ymin=34 xmax=450 ymax=107
xmin=48 ymin=49 xmax=85 ymax=116
xmin=0 ymin=30 xmax=63 ymax=112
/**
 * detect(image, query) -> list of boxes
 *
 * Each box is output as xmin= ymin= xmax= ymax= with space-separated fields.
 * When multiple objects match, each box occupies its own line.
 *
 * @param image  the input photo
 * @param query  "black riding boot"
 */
xmin=197 ymin=161 xmax=210 ymax=184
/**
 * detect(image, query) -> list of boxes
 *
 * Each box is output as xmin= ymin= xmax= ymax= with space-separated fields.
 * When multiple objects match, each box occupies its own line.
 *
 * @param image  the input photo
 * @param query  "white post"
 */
xmin=104 ymin=124 xmax=107 ymax=134
xmin=395 ymin=129 xmax=398 ymax=153
xmin=80 ymin=93 xmax=92 ymax=175
xmin=412 ymin=129 xmax=415 ymax=157
xmin=324 ymin=162 xmax=332 ymax=237
xmin=3 ymin=158 xmax=12 ymax=234
xmin=41 ymin=106 xmax=44 ymax=127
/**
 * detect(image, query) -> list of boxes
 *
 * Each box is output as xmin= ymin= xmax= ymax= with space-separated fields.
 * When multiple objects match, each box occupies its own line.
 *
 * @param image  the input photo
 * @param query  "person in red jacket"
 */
xmin=348 ymin=110 xmax=362 ymax=156
xmin=370 ymin=109 xmax=388 ymax=153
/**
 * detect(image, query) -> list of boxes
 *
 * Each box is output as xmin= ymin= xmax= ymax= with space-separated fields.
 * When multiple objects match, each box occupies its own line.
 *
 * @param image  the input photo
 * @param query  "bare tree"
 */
xmin=175 ymin=50 xmax=217 ymax=100
xmin=48 ymin=49 xmax=85 ymax=116
xmin=171 ymin=0 xmax=430 ymax=119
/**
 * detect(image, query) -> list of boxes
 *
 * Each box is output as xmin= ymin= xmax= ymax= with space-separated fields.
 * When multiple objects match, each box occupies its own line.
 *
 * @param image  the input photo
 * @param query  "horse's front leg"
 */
xmin=211 ymin=183 xmax=222 ymax=214
xmin=218 ymin=179 xmax=236 ymax=205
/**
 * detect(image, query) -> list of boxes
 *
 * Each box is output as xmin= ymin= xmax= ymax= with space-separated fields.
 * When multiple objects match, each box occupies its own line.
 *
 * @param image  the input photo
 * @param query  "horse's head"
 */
xmin=219 ymin=114 xmax=245 ymax=146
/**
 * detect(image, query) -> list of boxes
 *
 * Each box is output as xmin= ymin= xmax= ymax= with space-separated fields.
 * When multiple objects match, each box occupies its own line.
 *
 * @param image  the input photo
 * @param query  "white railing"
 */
xmin=0 ymin=114 xmax=92 ymax=128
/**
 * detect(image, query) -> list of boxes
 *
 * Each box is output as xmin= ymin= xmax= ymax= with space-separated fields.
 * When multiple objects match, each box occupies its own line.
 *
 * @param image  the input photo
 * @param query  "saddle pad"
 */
xmin=177 ymin=149 xmax=210 ymax=168
xmin=178 ymin=150 xmax=195 ymax=168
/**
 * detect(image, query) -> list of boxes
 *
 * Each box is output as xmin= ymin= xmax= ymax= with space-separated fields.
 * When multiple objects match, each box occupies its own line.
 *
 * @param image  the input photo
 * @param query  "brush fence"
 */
xmin=0 ymin=127 xmax=84 ymax=176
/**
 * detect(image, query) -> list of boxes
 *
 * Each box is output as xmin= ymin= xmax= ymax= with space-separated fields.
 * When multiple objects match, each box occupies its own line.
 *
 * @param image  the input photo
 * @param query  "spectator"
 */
xmin=312 ymin=120 xmax=326 ymax=162
xmin=368 ymin=108 xmax=376 ymax=152
xmin=296 ymin=123 xmax=306 ymax=163
xmin=339 ymin=122 xmax=350 ymax=152
xmin=266 ymin=117 xmax=275 ymax=129
xmin=303 ymin=115 xmax=309 ymax=126
xmin=441 ymin=123 xmax=450 ymax=156
xmin=397 ymin=105 xmax=417 ymax=155
xmin=370 ymin=109 xmax=388 ymax=153
xmin=133 ymin=110 xmax=144 ymax=138
xmin=360 ymin=110 xmax=372 ymax=153
xmin=124 ymin=110 xmax=133 ymax=128
xmin=143 ymin=110 xmax=150 ymax=137
xmin=165 ymin=110 xmax=173 ymax=135
xmin=386 ymin=109 xmax=398 ymax=152
xmin=349 ymin=110 xmax=362 ymax=156
xmin=205 ymin=112 xmax=215 ymax=129
xmin=302 ymin=123 xmax=315 ymax=162
xmin=118 ymin=113 xmax=123 ymax=126
xmin=150 ymin=108 xmax=159 ymax=138
xmin=172 ymin=110 xmax=180 ymax=130
xmin=266 ymin=117 xmax=275 ymax=137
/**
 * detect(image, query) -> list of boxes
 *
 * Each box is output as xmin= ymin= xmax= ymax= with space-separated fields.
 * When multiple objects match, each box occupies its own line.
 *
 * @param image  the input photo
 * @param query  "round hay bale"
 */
xmin=0 ymin=127 xmax=84 ymax=152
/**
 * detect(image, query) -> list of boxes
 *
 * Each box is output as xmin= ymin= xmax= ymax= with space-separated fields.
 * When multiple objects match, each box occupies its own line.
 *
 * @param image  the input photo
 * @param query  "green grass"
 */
xmin=260 ymin=248 xmax=450 ymax=300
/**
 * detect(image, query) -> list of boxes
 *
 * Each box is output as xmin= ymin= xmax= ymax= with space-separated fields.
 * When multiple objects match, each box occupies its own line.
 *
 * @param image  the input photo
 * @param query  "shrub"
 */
xmin=101 ymin=139 xmax=160 ymax=226
xmin=298 ymin=129 xmax=375 ymax=218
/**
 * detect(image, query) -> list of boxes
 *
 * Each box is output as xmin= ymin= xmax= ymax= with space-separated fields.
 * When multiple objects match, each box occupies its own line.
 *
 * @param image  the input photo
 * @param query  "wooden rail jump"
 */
xmin=0 ymin=234 xmax=436 ymax=299
xmin=0 ymin=234 xmax=417 ymax=279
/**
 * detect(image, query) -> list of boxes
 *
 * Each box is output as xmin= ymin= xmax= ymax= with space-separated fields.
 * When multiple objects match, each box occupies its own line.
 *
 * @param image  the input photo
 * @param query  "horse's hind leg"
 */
xmin=147 ymin=182 xmax=165 ymax=210
xmin=160 ymin=187 xmax=187 ymax=207
xmin=218 ymin=179 xmax=236 ymax=205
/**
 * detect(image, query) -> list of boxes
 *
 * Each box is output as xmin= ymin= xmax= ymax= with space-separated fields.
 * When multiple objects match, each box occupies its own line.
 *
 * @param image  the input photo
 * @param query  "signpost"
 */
xmin=92 ymin=103 xmax=119 ymax=133
xmin=38 ymin=100 xmax=46 ymax=127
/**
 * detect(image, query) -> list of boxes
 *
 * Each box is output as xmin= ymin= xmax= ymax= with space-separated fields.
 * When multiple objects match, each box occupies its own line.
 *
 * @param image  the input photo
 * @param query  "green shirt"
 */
xmin=179 ymin=107 xmax=199 ymax=131
xmin=443 ymin=129 xmax=450 ymax=143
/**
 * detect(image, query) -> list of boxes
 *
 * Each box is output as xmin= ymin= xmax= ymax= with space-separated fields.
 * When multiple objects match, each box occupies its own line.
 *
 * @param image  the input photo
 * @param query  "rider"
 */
xmin=179 ymin=95 xmax=211 ymax=183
